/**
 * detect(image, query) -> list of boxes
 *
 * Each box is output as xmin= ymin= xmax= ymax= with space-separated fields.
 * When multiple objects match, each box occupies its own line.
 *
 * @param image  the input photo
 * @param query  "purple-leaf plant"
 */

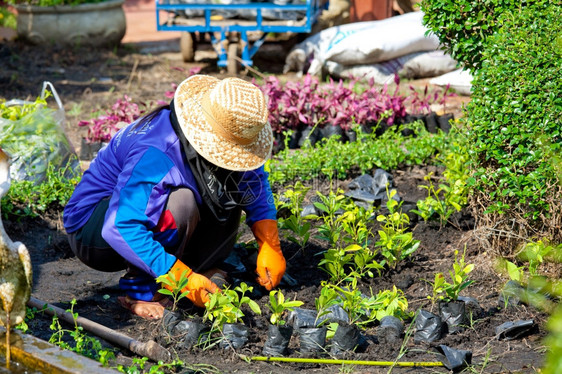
xmin=259 ymin=74 xmax=415 ymax=134
xmin=406 ymin=83 xmax=456 ymax=115
xmin=322 ymin=78 xmax=356 ymax=130
xmin=79 ymin=68 xmax=202 ymax=144
xmin=258 ymin=76 xmax=286 ymax=134
xmin=78 ymin=95 xmax=148 ymax=143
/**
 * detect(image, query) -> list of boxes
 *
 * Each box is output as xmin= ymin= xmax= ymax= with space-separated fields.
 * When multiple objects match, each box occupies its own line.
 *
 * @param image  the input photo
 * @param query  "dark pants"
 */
xmin=67 ymin=188 xmax=242 ymax=275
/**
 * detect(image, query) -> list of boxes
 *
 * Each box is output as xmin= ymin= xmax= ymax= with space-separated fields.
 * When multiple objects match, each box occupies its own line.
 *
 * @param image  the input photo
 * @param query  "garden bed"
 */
xmin=10 ymin=168 xmax=547 ymax=374
xmin=0 ymin=41 xmax=547 ymax=373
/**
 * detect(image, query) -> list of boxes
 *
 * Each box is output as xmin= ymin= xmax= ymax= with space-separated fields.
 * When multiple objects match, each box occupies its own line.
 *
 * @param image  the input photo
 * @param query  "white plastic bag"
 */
xmin=429 ymin=68 xmax=473 ymax=96
xmin=0 ymin=81 xmax=79 ymax=183
xmin=325 ymin=50 xmax=459 ymax=84
xmin=284 ymin=11 xmax=441 ymax=75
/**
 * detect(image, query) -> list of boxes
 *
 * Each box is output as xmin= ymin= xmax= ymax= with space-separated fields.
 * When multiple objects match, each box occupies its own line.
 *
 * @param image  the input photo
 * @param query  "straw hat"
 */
xmin=174 ymin=75 xmax=273 ymax=171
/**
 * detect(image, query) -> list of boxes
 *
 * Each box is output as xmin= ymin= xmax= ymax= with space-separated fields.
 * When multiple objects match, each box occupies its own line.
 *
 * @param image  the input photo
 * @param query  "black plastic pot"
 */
xmin=437 ymin=344 xmax=472 ymax=372
xmin=320 ymin=124 xmax=344 ymax=140
xmin=162 ymin=310 xmax=182 ymax=335
xmin=439 ymin=300 xmax=468 ymax=334
xmin=377 ymin=315 xmax=404 ymax=345
xmin=162 ymin=310 xmax=210 ymax=348
xmin=345 ymin=129 xmax=357 ymax=142
xmin=220 ymin=323 xmax=249 ymax=349
xmin=414 ymin=310 xmax=443 ymax=344
xmin=425 ymin=112 xmax=438 ymax=133
xmin=330 ymin=323 xmax=361 ymax=354
xmin=288 ymin=129 xmax=303 ymax=149
xmin=299 ymin=126 xmax=323 ymax=147
xmin=352 ymin=122 xmax=374 ymax=142
xmin=496 ymin=319 xmax=537 ymax=341
xmin=374 ymin=120 xmax=389 ymax=137
xmin=406 ymin=113 xmax=426 ymax=125
xmin=288 ymin=308 xmax=317 ymax=329
xmin=272 ymin=132 xmax=285 ymax=154
xmin=262 ymin=324 xmax=293 ymax=356
xmin=174 ymin=320 xmax=211 ymax=349
xmin=315 ymin=304 xmax=349 ymax=326
xmin=299 ymin=326 xmax=327 ymax=354
xmin=437 ymin=113 xmax=454 ymax=133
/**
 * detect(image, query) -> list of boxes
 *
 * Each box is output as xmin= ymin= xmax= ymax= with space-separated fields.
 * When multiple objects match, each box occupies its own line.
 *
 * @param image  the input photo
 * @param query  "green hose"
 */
xmin=242 ymin=355 xmax=444 ymax=367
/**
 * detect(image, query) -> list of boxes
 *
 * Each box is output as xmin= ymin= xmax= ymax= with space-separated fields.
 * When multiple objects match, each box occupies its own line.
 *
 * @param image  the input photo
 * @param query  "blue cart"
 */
xmin=156 ymin=0 xmax=327 ymax=74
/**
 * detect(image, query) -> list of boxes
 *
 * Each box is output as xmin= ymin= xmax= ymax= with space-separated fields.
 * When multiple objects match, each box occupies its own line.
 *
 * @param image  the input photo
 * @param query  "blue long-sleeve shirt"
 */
xmin=63 ymin=109 xmax=277 ymax=278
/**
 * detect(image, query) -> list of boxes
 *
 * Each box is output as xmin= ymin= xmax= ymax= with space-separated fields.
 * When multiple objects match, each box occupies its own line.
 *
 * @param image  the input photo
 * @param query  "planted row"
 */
xmin=258 ymin=74 xmax=454 ymax=137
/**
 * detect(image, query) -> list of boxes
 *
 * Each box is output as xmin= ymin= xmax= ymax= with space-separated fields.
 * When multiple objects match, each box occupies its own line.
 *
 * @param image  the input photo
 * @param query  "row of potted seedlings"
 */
xmin=279 ymin=110 xmax=455 ymax=151
xmin=160 ymin=283 xmax=409 ymax=357
xmin=259 ymin=74 xmax=456 ymax=151
xmin=77 ymin=74 xmax=455 ymax=159
xmin=159 ymin=272 xmax=479 ymax=367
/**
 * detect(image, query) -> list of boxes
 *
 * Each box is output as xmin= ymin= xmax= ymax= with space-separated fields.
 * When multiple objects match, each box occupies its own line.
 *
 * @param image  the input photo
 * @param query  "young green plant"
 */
xmin=268 ymin=290 xmax=303 ymax=326
xmin=338 ymin=203 xmax=375 ymax=248
xmin=204 ymin=282 xmax=261 ymax=331
xmin=318 ymin=244 xmax=383 ymax=284
xmin=430 ymin=249 xmax=474 ymax=304
xmin=278 ymin=181 xmax=312 ymax=253
xmin=319 ymin=280 xmax=411 ymax=328
xmin=48 ymin=299 xmax=116 ymax=365
xmin=312 ymin=189 xmax=347 ymax=247
xmin=376 ymin=188 xmax=420 ymax=269
xmin=156 ymin=269 xmax=190 ymax=311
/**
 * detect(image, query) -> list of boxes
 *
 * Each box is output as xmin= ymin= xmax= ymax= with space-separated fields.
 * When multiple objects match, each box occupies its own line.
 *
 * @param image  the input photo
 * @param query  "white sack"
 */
xmin=325 ymin=50 xmax=458 ymax=84
xmin=429 ymin=68 xmax=473 ymax=96
xmin=284 ymin=11 xmax=441 ymax=76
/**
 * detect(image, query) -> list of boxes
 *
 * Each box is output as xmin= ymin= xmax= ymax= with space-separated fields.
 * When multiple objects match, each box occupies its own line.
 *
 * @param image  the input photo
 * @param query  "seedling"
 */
xmin=48 ymin=299 xmax=115 ymax=364
xmin=430 ymin=249 xmax=474 ymax=303
xmin=376 ymin=188 xmax=420 ymax=269
xmin=319 ymin=280 xmax=411 ymax=329
xmin=278 ymin=181 xmax=312 ymax=252
xmin=315 ymin=284 xmax=339 ymax=326
xmin=320 ymin=279 xmax=370 ymax=326
xmin=338 ymin=204 xmax=375 ymax=248
xmin=312 ymin=190 xmax=347 ymax=247
xmin=268 ymin=290 xmax=303 ymax=326
xmin=497 ymin=239 xmax=559 ymax=285
xmin=318 ymin=244 xmax=383 ymax=284
xmin=204 ymin=283 xmax=261 ymax=330
xmin=350 ymin=246 xmax=384 ymax=280
xmin=517 ymin=240 xmax=556 ymax=277
xmin=318 ymin=246 xmax=355 ymax=284
xmin=412 ymin=172 xmax=467 ymax=226
xmin=156 ymin=269 xmax=190 ymax=311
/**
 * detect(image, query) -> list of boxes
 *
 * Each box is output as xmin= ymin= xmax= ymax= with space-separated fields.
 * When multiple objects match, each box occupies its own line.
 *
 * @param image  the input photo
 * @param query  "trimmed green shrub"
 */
xmin=465 ymin=2 xmax=562 ymax=244
xmin=419 ymin=0 xmax=529 ymax=70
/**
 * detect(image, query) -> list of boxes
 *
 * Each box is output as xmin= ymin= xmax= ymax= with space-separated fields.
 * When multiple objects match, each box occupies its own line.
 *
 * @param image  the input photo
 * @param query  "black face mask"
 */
xmin=169 ymin=100 xmax=241 ymax=223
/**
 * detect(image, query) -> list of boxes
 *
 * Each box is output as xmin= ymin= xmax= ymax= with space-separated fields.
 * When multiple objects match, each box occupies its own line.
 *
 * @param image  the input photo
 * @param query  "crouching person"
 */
xmin=63 ymin=75 xmax=285 ymax=319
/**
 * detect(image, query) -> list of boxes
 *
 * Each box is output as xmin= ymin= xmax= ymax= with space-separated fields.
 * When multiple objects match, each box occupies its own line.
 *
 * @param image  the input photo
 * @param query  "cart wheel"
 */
xmin=227 ymin=42 xmax=240 ymax=75
xmin=180 ymin=32 xmax=195 ymax=62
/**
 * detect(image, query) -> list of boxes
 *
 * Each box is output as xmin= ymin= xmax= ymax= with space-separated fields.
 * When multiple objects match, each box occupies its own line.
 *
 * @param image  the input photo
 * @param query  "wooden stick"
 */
xmin=27 ymin=297 xmax=171 ymax=363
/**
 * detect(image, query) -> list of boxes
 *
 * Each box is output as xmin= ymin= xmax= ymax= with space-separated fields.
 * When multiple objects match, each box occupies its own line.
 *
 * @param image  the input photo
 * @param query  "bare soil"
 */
xmin=0 ymin=39 xmax=547 ymax=373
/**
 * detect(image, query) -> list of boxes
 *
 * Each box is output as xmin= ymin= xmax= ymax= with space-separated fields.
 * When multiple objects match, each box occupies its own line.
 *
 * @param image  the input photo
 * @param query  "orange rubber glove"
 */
xmin=251 ymin=219 xmax=286 ymax=290
xmin=166 ymin=260 xmax=219 ymax=307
